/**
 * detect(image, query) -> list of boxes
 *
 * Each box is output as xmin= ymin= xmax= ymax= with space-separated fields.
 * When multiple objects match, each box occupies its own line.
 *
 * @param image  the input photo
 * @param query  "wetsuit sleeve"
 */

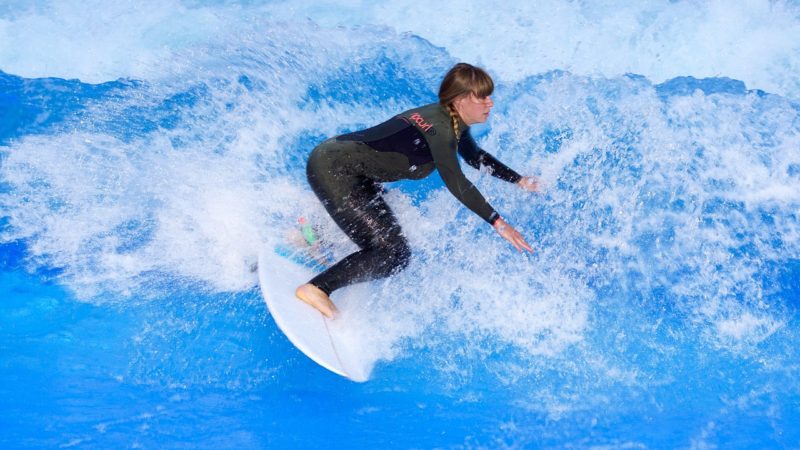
xmin=428 ymin=130 xmax=500 ymax=225
xmin=458 ymin=132 xmax=523 ymax=184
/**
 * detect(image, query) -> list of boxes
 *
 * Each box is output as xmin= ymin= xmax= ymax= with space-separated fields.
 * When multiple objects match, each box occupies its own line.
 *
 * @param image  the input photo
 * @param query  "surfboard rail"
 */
xmin=258 ymin=245 xmax=369 ymax=382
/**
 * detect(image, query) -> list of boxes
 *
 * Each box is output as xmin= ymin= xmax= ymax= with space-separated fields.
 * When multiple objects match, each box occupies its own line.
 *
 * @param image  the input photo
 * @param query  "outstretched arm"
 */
xmin=458 ymin=132 xmax=522 ymax=183
xmin=436 ymin=159 xmax=534 ymax=252
xmin=430 ymin=137 xmax=533 ymax=252
xmin=459 ymin=132 xmax=542 ymax=192
xmin=435 ymin=152 xmax=499 ymax=225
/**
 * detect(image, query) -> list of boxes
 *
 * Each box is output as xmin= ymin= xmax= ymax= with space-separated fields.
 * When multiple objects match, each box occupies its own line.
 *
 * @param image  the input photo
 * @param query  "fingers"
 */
xmin=516 ymin=235 xmax=533 ymax=252
xmin=494 ymin=217 xmax=534 ymax=253
xmin=504 ymin=228 xmax=522 ymax=251
xmin=509 ymin=228 xmax=533 ymax=253
xmin=498 ymin=223 xmax=534 ymax=253
xmin=518 ymin=176 xmax=541 ymax=192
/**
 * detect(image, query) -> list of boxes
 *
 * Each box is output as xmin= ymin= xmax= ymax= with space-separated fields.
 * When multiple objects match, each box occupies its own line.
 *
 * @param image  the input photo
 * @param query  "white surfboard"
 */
xmin=257 ymin=243 xmax=370 ymax=382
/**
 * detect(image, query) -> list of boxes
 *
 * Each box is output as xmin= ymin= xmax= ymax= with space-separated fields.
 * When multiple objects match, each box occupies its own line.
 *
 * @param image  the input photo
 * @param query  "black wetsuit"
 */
xmin=307 ymin=102 xmax=522 ymax=295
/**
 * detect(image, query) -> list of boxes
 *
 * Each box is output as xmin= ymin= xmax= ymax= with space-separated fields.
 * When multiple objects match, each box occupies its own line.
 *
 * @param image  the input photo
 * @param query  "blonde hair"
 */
xmin=438 ymin=63 xmax=494 ymax=141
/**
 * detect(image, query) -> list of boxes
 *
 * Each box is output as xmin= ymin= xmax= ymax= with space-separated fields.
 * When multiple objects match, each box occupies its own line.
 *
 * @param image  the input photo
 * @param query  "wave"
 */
xmin=2 ymin=18 xmax=798 ymax=373
xmin=2 ymin=4 xmax=800 ymax=444
xmin=2 ymin=0 xmax=800 ymax=99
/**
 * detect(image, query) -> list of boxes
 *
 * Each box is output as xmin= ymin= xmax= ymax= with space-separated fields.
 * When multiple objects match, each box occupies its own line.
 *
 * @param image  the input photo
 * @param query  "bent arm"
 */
xmin=458 ymin=132 xmax=522 ymax=184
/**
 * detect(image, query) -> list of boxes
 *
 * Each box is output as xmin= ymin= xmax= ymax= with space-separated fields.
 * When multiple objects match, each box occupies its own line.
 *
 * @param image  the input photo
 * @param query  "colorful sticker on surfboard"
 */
xmin=274 ymin=217 xmax=335 ymax=271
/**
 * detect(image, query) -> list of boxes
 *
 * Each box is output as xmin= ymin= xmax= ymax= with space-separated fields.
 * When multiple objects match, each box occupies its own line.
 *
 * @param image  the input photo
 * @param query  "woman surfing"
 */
xmin=295 ymin=63 xmax=539 ymax=318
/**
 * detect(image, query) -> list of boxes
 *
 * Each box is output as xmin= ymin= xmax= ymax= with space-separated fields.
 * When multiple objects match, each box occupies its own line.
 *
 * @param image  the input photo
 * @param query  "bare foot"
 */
xmin=295 ymin=283 xmax=338 ymax=319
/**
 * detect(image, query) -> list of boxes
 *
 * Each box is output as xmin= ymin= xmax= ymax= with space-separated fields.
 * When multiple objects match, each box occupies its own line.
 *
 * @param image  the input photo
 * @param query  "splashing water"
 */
xmin=1 ymin=1 xmax=799 ymax=448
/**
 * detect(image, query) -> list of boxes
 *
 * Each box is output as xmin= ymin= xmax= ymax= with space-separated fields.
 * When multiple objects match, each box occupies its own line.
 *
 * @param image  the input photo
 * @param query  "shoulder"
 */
xmin=398 ymin=103 xmax=454 ymax=140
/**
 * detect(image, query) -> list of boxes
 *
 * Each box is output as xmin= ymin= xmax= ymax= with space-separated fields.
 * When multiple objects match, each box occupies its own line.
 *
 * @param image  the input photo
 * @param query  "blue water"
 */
xmin=3 ymin=1 xmax=800 ymax=448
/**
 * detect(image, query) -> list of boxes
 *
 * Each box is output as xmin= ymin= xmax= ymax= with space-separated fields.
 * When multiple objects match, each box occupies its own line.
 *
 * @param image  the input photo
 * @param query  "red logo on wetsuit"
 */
xmin=408 ymin=112 xmax=435 ymax=134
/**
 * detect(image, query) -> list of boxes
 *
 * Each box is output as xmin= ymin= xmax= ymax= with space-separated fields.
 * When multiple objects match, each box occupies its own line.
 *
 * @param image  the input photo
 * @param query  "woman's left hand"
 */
xmin=493 ymin=218 xmax=534 ymax=253
xmin=517 ymin=176 xmax=541 ymax=192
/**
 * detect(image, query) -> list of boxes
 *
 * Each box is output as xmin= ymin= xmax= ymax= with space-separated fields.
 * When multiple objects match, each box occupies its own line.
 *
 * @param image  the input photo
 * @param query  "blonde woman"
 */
xmin=296 ymin=63 xmax=539 ymax=318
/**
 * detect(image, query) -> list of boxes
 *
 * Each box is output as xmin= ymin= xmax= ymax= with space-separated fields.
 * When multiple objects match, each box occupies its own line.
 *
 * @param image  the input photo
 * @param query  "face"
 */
xmin=454 ymin=93 xmax=494 ymax=125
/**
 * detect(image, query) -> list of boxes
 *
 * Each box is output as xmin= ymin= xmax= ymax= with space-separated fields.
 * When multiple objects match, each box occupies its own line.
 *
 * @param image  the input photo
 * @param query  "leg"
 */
xmin=308 ymin=179 xmax=411 ymax=295
xmin=305 ymin=145 xmax=411 ymax=295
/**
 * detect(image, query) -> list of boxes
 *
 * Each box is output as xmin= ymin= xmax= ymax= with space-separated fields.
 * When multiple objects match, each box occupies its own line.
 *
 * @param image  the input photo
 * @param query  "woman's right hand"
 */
xmin=517 ymin=176 xmax=542 ymax=192
xmin=493 ymin=217 xmax=533 ymax=253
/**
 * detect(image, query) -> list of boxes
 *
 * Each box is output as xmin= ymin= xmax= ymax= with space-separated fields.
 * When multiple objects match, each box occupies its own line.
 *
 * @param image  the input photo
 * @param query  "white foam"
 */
xmin=3 ymin=1 xmax=800 ymax=99
xmin=715 ymin=311 xmax=783 ymax=344
xmin=0 ymin=0 xmax=225 ymax=82
xmin=2 ymin=14 xmax=798 ymax=378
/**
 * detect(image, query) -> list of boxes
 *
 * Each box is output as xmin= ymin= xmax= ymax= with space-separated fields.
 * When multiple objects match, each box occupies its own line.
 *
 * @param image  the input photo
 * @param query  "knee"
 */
xmin=306 ymin=141 xmax=336 ymax=182
xmin=371 ymin=232 xmax=411 ymax=273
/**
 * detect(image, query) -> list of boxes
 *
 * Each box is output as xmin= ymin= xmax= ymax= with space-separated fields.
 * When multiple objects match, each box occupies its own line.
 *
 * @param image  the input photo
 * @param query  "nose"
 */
xmin=486 ymin=96 xmax=494 ymax=108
